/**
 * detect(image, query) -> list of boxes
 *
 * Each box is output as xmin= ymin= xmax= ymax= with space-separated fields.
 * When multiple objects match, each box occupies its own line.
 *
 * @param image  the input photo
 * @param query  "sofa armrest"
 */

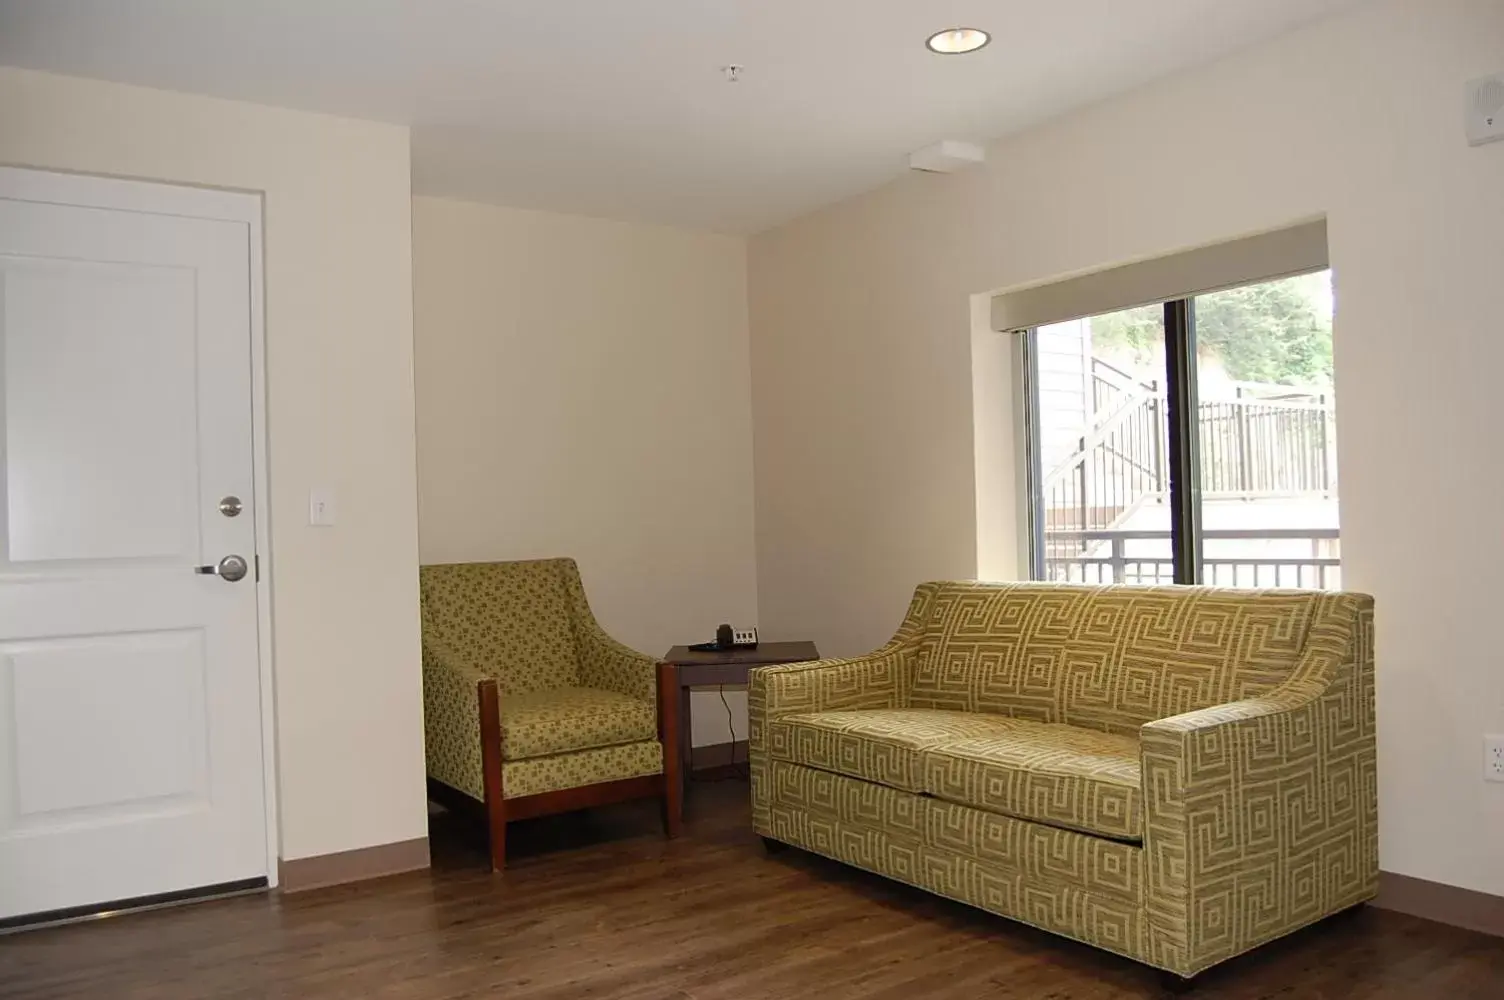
xmin=421 ymin=636 xmax=493 ymax=802
xmin=748 ymin=582 xmax=937 ymax=838
xmin=1140 ymin=594 xmax=1376 ymax=978
xmin=577 ymin=627 xmax=657 ymax=703
xmin=750 ymin=649 xmax=911 ymax=722
xmin=748 ymin=643 xmax=916 ymax=835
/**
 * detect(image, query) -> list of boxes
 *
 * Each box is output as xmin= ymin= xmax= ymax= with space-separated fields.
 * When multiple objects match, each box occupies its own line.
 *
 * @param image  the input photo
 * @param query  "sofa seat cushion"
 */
xmin=767 ymin=709 xmax=1029 ymax=793
xmin=922 ymin=722 xmax=1143 ymax=840
xmin=499 ymin=686 xmax=656 ymax=761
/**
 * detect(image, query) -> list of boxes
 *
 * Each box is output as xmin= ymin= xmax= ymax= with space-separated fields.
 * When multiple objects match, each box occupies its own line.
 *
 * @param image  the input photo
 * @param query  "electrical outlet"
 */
xmin=1485 ymin=735 xmax=1504 ymax=783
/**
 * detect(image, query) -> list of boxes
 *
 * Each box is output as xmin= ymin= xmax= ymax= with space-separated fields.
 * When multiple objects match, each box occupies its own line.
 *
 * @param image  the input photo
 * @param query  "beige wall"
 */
xmin=750 ymin=0 xmax=1504 ymax=896
xmin=412 ymin=196 xmax=757 ymax=746
xmin=0 ymin=68 xmax=427 ymax=862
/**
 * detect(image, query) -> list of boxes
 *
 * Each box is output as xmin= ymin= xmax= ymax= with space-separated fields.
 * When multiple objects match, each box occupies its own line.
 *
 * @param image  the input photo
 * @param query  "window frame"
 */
xmin=1019 ymin=278 xmax=1333 ymax=588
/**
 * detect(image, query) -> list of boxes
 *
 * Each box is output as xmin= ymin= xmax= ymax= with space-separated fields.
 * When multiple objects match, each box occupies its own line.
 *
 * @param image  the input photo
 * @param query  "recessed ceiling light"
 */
xmin=926 ymin=27 xmax=990 ymax=55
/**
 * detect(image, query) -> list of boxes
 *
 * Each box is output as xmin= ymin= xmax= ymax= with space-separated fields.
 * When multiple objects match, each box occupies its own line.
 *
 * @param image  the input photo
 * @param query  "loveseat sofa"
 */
xmin=749 ymin=582 xmax=1375 ymax=980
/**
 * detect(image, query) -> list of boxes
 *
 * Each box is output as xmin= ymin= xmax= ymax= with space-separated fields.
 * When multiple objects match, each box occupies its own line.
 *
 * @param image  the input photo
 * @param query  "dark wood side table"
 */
xmin=660 ymin=641 xmax=820 ymax=781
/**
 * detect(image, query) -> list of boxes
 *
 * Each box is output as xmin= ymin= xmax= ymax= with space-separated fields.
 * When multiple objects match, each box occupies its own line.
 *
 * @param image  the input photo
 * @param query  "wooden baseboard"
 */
xmin=277 ymin=837 xmax=431 ymax=893
xmin=691 ymin=740 xmax=748 ymax=777
xmin=1375 ymin=871 xmax=1504 ymax=937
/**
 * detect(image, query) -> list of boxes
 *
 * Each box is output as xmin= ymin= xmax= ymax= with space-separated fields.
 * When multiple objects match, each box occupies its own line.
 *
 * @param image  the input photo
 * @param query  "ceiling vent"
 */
xmin=909 ymin=140 xmax=985 ymax=174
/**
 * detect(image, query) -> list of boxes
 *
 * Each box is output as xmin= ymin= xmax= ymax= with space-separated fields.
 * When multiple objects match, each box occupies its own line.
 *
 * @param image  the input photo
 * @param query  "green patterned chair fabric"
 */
xmin=497 ymin=687 xmax=656 ymax=760
xmin=420 ymin=558 xmax=662 ymax=803
xmin=750 ymin=582 xmax=1376 ymax=979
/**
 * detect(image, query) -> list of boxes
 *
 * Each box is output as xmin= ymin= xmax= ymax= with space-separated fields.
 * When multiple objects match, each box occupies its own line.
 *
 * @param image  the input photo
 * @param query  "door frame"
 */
xmin=0 ymin=165 xmax=280 ymax=885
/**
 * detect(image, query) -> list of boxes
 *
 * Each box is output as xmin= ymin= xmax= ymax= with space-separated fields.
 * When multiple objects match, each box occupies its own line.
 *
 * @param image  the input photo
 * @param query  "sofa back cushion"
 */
xmin=907 ymin=583 xmax=1319 ymax=734
xmin=419 ymin=559 xmax=582 ymax=695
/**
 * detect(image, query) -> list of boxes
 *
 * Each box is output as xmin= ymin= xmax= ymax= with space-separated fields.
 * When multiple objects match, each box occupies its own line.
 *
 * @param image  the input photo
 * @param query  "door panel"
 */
xmin=7 ymin=630 xmax=208 ymax=819
xmin=0 ymin=175 xmax=266 ymax=921
xmin=3 ymin=256 xmax=198 ymax=563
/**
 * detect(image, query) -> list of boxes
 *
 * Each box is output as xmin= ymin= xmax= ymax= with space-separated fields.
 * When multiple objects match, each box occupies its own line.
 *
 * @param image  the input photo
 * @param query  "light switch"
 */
xmin=309 ymin=487 xmax=336 ymax=526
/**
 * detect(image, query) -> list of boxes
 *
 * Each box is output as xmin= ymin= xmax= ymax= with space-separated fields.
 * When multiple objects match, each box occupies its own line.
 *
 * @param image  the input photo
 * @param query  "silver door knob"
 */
xmin=196 ymin=555 xmax=249 ymax=582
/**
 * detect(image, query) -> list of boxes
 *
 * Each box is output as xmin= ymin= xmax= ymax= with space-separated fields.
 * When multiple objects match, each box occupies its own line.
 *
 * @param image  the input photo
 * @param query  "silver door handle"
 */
xmin=196 ymin=554 xmax=249 ymax=582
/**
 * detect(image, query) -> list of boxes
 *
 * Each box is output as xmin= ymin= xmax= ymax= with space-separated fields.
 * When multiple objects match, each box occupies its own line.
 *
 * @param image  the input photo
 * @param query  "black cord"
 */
xmin=718 ymin=684 xmax=749 ymax=780
xmin=688 ymin=683 xmax=749 ymax=783
xmin=687 ymin=685 xmax=750 ymax=783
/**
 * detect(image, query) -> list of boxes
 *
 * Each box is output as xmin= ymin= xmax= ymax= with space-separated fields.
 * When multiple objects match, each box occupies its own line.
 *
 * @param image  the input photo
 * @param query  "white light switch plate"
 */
xmin=308 ymin=487 xmax=336 ymax=526
xmin=1466 ymin=73 xmax=1504 ymax=146
xmin=1485 ymin=735 xmax=1504 ymax=783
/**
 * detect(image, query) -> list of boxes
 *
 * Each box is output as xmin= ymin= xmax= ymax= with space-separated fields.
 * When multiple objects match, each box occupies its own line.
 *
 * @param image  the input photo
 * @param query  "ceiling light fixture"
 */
xmin=926 ymin=28 xmax=990 ymax=55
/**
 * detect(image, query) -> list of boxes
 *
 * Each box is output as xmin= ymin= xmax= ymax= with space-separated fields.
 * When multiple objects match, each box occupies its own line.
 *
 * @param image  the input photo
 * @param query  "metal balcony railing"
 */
xmin=1040 ymin=361 xmax=1336 ymax=565
xmin=1043 ymin=528 xmax=1341 ymax=590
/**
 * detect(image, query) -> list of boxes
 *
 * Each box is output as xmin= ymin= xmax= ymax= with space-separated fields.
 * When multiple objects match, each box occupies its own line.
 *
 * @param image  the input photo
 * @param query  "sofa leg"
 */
xmin=657 ymin=662 xmax=684 ymax=839
xmin=761 ymin=836 xmax=789 ymax=855
xmin=1158 ymin=971 xmax=1195 ymax=995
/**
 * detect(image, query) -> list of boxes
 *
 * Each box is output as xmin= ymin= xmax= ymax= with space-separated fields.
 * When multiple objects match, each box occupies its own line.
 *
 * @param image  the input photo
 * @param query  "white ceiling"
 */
xmin=0 ymin=1 xmax=1364 ymax=234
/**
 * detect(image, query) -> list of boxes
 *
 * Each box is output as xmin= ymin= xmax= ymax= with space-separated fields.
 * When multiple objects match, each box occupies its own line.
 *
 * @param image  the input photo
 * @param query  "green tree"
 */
xmin=1089 ymin=273 xmax=1332 ymax=388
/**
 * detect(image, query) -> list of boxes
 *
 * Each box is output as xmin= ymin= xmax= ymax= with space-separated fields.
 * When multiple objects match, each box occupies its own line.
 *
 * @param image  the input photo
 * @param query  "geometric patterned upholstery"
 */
xmin=498 ymin=687 xmax=657 ymax=760
xmin=420 ymin=558 xmax=663 ymax=802
xmin=749 ymin=582 xmax=1377 ymax=979
xmin=768 ymin=709 xmax=1142 ymax=839
xmin=768 ymin=709 xmax=1022 ymax=793
xmin=910 ymin=584 xmax=1321 ymax=735
xmin=765 ymin=756 xmax=1146 ymax=916
xmin=922 ymin=724 xmax=1142 ymax=840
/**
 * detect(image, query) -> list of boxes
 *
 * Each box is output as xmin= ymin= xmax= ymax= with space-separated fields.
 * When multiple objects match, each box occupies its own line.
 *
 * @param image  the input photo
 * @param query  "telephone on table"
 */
xmin=688 ymin=624 xmax=759 ymax=652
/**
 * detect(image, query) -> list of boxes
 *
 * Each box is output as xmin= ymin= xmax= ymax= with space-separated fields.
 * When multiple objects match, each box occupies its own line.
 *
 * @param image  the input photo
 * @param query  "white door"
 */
xmin=0 ymin=169 xmax=268 ymax=923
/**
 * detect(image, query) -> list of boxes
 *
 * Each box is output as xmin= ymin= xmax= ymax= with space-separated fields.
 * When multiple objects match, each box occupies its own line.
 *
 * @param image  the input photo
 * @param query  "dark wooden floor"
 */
xmin=4 ymin=778 xmax=1503 ymax=999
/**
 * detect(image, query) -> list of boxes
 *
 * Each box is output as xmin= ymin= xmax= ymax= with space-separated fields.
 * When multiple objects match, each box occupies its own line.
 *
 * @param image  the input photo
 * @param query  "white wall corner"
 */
xmin=971 ymin=292 xmax=1025 ymax=581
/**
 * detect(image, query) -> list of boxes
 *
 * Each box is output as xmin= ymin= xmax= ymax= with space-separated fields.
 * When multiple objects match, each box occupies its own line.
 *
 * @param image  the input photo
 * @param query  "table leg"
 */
xmin=679 ymin=686 xmax=693 ymax=775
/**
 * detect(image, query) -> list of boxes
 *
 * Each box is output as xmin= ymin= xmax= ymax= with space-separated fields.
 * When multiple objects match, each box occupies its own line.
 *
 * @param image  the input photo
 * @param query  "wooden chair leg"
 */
xmin=478 ymin=678 xmax=508 ymax=871
xmin=657 ymin=662 xmax=683 ymax=838
xmin=486 ymin=809 xmax=507 ymax=871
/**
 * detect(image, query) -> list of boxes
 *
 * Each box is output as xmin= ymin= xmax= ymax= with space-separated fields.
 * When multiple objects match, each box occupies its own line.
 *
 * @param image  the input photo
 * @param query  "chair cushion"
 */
xmin=500 ymin=687 xmax=655 ymax=760
xmin=921 ymin=723 xmax=1142 ymax=840
xmin=767 ymin=709 xmax=1028 ymax=793
xmin=769 ymin=709 xmax=1142 ymax=840
xmin=503 ymin=740 xmax=662 ymax=799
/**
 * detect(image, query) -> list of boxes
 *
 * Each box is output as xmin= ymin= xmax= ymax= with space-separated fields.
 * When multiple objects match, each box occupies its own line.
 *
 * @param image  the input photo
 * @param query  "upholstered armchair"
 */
xmin=420 ymin=558 xmax=681 ymax=869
